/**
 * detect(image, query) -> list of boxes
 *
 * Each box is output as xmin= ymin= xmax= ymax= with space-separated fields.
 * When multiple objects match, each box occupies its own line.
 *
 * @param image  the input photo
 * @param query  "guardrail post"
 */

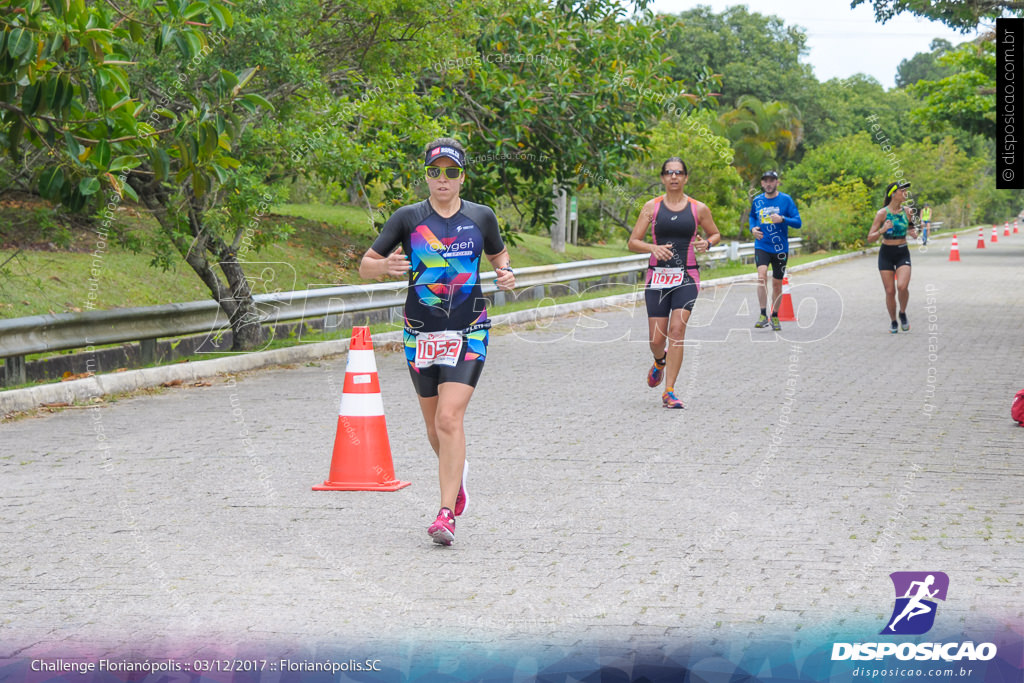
xmin=140 ymin=338 xmax=157 ymax=366
xmin=728 ymin=241 xmax=740 ymax=262
xmin=3 ymin=355 xmax=27 ymax=386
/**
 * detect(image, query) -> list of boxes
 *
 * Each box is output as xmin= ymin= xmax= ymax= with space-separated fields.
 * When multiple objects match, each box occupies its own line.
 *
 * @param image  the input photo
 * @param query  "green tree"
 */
xmin=1 ymin=0 xmax=472 ymax=348
xmin=850 ymin=0 xmax=1023 ymax=31
xmin=783 ymin=132 xmax=891 ymax=201
xmin=896 ymin=39 xmax=954 ymax=88
xmin=0 ymin=0 xmax=279 ymax=349
xmin=896 ymin=136 xmax=977 ymax=208
xmin=647 ymin=115 xmax=746 ymax=236
xmin=573 ymin=113 xmax=745 ymax=241
xmin=907 ymin=39 xmax=995 ymax=138
xmin=268 ymin=0 xmax=477 ymax=212
xmin=660 ymin=6 xmax=816 ymax=110
xmin=800 ymin=75 xmax=923 ymax=150
xmin=717 ymin=96 xmax=804 ymax=187
xmin=799 ymin=177 xmax=875 ymax=250
xmin=423 ymin=0 xmax=715 ymax=235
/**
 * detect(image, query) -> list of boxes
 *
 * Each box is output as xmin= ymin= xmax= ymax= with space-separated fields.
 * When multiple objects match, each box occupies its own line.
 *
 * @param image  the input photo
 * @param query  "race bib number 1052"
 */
xmin=414 ymin=332 xmax=464 ymax=368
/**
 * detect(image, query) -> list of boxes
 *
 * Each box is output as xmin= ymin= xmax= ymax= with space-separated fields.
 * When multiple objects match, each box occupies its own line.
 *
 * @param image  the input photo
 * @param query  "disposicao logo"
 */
xmin=831 ymin=572 xmax=998 ymax=662
xmin=881 ymin=571 xmax=948 ymax=635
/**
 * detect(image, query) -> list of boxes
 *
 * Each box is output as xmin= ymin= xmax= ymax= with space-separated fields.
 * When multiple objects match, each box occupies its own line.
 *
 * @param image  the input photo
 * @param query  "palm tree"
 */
xmin=717 ymin=95 xmax=804 ymax=186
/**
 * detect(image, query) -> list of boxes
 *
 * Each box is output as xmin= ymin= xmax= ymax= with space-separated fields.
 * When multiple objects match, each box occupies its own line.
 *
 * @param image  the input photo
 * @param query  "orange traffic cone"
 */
xmin=991 ymin=226 xmax=999 ymax=243
xmin=1014 ymin=220 xmax=1019 ymax=234
xmin=776 ymin=276 xmax=797 ymax=322
xmin=948 ymin=234 xmax=960 ymax=262
xmin=977 ymin=227 xmax=986 ymax=249
xmin=313 ymin=327 xmax=410 ymax=492
xmin=1005 ymin=222 xmax=1011 ymax=237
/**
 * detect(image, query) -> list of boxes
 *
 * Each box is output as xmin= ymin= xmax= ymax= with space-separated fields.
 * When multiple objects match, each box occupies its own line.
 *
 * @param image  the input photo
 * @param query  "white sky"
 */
xmin=648 ymin=0 xmax=984 ymax=88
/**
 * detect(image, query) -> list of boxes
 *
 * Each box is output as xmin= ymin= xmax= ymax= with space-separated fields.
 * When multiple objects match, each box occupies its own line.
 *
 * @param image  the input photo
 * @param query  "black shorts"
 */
xmin=645 ymin=279 xmax=699 ymax=317
xmin=878 ymin=243 xmax=911 ymax=271
xmin=403 ymin=329 xmax=487 ymax=397
xmin=754 ymin=248 xmax=788 ymax=280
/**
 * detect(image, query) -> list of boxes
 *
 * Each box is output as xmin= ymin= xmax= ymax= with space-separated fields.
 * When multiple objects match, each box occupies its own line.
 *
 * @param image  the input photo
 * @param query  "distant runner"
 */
xmin=359 ymin=138 xmax=515 ymax=546
xmin=920 ymin=204 xmax=931 ymax=245
xmin=867 ymin=181 xmax=919 ymax=333
xmin=628 ymin=157 xmax=721 ymax=409
xmin=749 ymin=170 xmax=802 ymax=331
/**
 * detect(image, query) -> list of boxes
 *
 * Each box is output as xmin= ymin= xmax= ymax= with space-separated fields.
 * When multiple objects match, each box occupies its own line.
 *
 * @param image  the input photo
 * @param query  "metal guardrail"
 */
xmin=0 ymin=238 xmax=802 ymax=384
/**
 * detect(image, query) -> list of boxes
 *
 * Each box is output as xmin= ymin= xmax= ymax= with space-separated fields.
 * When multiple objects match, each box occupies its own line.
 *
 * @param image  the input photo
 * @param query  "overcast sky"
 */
xmin=648 ymin=0 xmax=984 ymax=88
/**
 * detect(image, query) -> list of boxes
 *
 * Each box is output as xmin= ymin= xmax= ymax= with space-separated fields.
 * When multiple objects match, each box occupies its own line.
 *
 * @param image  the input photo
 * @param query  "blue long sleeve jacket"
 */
xmin=749 ymin=192 xmax=802 ymax=254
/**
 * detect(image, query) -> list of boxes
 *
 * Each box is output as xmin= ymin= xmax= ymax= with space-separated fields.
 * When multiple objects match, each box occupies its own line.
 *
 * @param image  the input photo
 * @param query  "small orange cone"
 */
xmin=977 ymin=227 xmax=986 ymax=249
xmin=1014 ymin=220 xmax=1019 ymax=234
xmin=948 ymin=234 xmax=960 ymax=262
xmin=776 ymin=276 xmax=796 ymax=322
xmin=991 ymin=226 xmax=999 ymax=243
xmin=1005 ymin=222 xmax=1011 ymax=237
xmin=313 ymin=327 xmax=410 ymax=492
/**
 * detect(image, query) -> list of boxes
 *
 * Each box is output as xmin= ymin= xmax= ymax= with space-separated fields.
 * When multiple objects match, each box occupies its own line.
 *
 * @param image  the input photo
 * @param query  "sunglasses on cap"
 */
xmin=426 ymin=166 xmax=464 ymax=179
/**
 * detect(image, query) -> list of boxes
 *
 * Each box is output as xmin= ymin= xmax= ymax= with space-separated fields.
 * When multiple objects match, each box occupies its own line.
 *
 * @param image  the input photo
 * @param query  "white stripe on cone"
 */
xmin=340 ymin=392 xmax=385 ymax=417
xmin=346 ymin=349 xmax=378 ymax=373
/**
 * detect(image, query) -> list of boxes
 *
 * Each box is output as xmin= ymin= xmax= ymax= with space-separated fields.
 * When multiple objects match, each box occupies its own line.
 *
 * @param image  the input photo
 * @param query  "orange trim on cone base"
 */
xmin=313 ymin=480 xmax=411 ymax=491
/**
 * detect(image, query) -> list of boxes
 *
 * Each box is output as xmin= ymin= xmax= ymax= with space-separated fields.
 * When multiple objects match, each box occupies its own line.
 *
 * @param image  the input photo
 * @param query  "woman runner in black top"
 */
xmin=628 ymin=158 xmax=721 ymax=408
xmin=359 ymin=138 xmax=515 ymax=545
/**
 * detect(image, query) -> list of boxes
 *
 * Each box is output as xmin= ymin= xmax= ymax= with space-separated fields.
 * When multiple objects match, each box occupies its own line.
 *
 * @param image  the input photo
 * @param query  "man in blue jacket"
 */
xmin=749 ymin=170 xmax=802 ymax=330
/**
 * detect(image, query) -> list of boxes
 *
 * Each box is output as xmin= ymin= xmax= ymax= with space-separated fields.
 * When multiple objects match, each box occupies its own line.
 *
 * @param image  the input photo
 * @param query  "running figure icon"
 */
xmin=887 ymin=574 xmax=938 ymax=631
xmin=880 ymin=571 xmax=949 ymax=635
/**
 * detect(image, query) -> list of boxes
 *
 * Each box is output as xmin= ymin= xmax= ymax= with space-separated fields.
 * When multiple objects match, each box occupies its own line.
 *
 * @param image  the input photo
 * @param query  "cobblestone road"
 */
xmin=1 ymin=238 xmax=1021 ymax=663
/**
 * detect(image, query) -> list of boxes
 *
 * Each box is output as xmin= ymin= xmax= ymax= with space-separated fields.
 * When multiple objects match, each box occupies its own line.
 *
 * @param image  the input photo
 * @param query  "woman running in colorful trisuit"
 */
xmin=867 ymin=180 xmax=919 ymax=333
xmin=359 ymin=138 xmax=515 ymax=545
xmin=628 ymin=157 xmax=721 ymax=408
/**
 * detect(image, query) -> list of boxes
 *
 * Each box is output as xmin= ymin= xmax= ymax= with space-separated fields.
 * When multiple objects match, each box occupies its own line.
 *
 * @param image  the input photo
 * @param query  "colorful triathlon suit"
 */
xmin=371 ymin=199 xmax=505 ymax=396
xmin=644 ymin=196 xmax=704 ymax=317
xmin=878 ymin=208 xmax=912 ymax=271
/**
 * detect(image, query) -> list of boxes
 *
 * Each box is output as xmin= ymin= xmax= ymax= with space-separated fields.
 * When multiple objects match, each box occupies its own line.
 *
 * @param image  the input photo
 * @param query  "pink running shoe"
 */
xmin=662 ymin=390 xmax=684 ymax=409
xmin=454 ymin=460 xmax=469 ymax=517
xmin=428 ymin=507 xmax=456 ymax=546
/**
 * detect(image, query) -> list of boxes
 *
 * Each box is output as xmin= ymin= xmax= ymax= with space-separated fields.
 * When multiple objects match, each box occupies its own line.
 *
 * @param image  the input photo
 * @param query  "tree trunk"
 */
xmin=130 ymin=176 xmax=268 ymax=351
xmin=213 ymin=238 xmax=268 ymax=351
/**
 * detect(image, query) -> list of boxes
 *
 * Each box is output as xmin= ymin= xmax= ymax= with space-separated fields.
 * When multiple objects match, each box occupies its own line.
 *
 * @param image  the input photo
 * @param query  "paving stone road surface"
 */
xmin=1 ymin=238 xmax=1021 ymax=668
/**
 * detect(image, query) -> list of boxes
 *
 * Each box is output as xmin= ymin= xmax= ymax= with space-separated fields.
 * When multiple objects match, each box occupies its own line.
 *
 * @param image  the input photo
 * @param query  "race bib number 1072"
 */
xmin=649 ymin=267 xmax=686 ymax=289
xmin=414 ymin=332 xmax=464 ymax=368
